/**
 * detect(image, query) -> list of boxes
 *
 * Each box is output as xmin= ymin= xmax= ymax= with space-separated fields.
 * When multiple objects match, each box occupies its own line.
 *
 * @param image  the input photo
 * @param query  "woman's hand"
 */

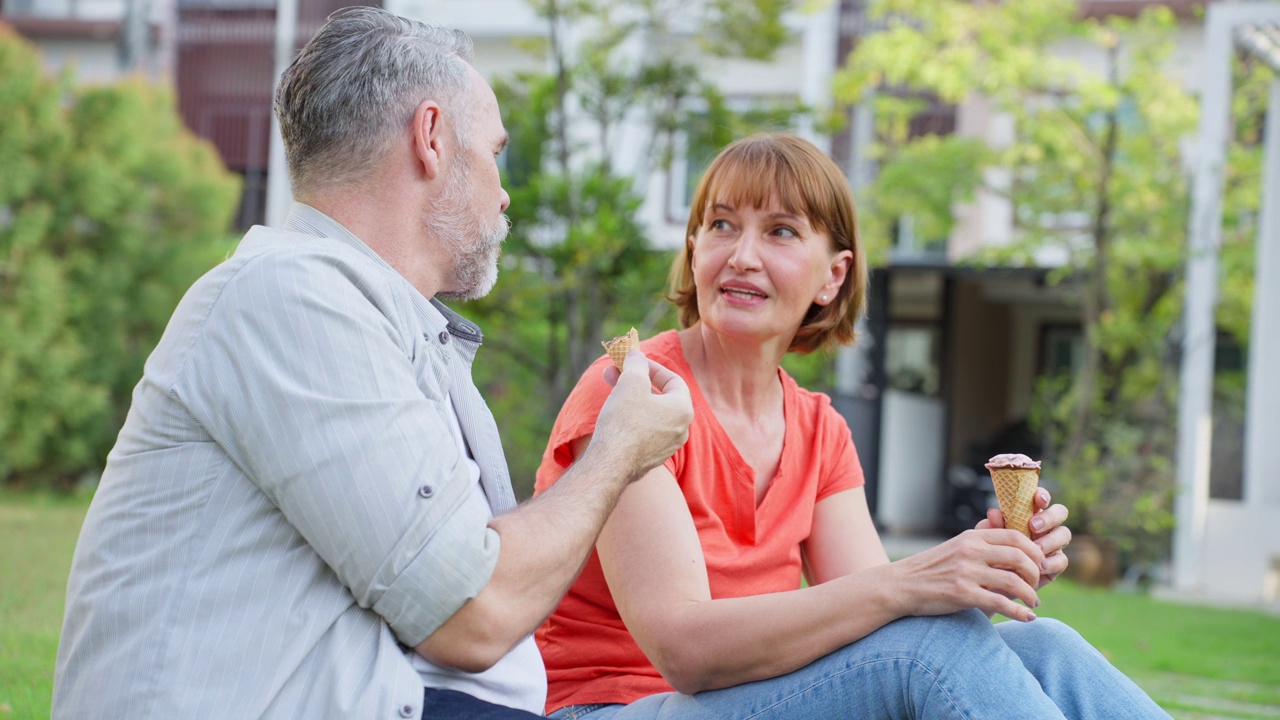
xmin=978 ymin=488 xmax=1071 ymax=588
xmin=889 ymin=529 xmax=1044 ymax=622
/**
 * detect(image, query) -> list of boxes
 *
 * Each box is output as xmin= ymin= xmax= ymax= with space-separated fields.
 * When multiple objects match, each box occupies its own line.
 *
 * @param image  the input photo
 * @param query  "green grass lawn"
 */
xmin=1032 ymin=580 xmax=1280 ymax=716
xmin=2 ymin=492 xmax=1278 ymax=719
xmin=1 ymin=491 xmax=91 ymax=720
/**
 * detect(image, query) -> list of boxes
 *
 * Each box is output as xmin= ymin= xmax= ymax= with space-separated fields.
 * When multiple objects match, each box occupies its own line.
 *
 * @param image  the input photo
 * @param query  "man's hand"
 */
xmin=416 ymin=349 xmax=692 ymax=672
xmin=979 ymin=488 xmax=1070 ymax=588
xmin=590 ymin=349 xmax=693 ymax=480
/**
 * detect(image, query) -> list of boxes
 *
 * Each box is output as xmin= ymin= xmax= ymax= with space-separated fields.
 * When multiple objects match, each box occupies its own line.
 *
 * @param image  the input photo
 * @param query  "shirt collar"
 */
xmin=284 ymin=202 xmax=394 ymax=272
xmin=283 ymin=202 xmax=484 ymax=345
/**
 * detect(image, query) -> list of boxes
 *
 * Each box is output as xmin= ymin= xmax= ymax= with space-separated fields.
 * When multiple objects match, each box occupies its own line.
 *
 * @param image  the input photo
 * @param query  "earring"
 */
xmin=820 ymin=294 xmax=828 ymax=302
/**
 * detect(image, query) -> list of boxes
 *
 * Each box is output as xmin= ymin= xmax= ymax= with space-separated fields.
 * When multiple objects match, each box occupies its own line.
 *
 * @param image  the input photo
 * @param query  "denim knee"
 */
xmin=997 ymin=616 xmax=1086 ymax=653
xmin=864 ymin=609 xmax=1001 ymax=670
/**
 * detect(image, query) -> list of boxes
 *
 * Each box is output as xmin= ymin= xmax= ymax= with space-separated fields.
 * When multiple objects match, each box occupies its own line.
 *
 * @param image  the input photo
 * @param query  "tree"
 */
xmin=0 ymin=25 xmax=240 ymax=488
xmin=458 ymin=0 xmax=810 ymax=493
xmin=835 ymin=0 xmax=1263 ymax=565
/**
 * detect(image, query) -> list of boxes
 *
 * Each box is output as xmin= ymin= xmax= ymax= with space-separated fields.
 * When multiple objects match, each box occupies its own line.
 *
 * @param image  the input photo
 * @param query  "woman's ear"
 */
xmin=818 ymin=250 xmax=854 ymax=305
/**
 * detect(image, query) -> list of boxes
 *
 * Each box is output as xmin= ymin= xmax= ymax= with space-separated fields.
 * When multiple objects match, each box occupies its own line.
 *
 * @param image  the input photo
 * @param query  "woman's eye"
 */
xmin=710 ymin=219 xmax=732 ymax=231
xmin=773 ymin=226 xmax=798 ymax=239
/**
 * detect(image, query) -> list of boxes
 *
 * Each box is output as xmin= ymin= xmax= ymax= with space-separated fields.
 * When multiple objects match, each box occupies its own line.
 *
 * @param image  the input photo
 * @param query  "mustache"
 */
xmin=492 ymin=213 xmax=512 ymax=243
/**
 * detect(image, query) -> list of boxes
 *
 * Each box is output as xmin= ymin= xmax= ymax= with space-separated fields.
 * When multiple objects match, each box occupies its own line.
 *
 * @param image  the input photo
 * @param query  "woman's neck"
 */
xmin=679 ymin=325 xmax=787 ymax=416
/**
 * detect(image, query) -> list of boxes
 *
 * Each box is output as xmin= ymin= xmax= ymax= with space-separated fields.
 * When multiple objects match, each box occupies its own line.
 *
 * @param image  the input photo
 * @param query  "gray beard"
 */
xmin=427 ymin=156 xmax=510 ymax=301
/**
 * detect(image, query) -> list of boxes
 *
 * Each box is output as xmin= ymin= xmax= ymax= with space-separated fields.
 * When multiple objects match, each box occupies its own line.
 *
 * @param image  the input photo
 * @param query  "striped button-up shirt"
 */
xmin=54 ymin=203 xmax=521 ymax=719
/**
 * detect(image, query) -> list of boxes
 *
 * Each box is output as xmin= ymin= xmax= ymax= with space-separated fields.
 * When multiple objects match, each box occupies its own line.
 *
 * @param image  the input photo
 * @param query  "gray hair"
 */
xmin=274 ymin=6 xmax=476 ymax=197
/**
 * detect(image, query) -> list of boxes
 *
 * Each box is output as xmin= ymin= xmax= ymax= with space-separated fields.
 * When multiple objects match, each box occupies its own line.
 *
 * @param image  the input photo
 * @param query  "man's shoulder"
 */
xmin=155 ymin=226 xmax=415 ymax=381
xmin=201 ymin=226 xmax=410 ymax=314
xmin=227 ymin=225 xmax=389 ymax=277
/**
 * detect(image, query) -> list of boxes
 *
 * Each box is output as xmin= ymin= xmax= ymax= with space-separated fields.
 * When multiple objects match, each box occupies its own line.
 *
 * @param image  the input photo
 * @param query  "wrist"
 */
xmin=869 ymin=562 xmax=909 ymax=619
xmin=575 ymin=434 xmax=640 ymax=488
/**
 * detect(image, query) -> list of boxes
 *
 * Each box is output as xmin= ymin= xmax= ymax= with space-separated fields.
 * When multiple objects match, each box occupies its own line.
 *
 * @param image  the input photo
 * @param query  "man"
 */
xmin=53 ymin=8 xmax=693 ymax=719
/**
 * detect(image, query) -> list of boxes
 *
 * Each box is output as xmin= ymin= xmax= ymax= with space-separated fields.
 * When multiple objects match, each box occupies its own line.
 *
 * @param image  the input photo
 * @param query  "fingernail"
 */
xmin=1038 ymin=489 xmax=1049 ymax=503
xmin=1031 ymin=517 xmax=1046 ymax=532
xmin=1027 ymin=611 xmax=1037 ymax=621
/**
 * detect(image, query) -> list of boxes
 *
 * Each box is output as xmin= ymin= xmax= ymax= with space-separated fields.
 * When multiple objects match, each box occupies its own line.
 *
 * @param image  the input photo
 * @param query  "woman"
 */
xmin=533 ymin=134 xmax=1169 ymax=719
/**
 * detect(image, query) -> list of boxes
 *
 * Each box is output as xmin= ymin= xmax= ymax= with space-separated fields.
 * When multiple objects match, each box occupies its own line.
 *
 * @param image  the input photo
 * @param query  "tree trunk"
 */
xmin=1066 ymin=43 xmax=1120 ymax=462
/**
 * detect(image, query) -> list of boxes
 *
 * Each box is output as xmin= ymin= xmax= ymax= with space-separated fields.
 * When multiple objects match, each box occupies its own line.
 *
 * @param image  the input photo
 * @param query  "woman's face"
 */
xmin=690 ymin=196 xmax=852 ymax=347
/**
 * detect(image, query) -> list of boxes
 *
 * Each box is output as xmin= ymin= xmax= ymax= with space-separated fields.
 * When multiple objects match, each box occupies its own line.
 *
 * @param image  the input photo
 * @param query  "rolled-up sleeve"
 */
xmin=177 ymin=245 xmax=497 ymax=646
xmin=374 ymin=495 xmax=502 ymax=645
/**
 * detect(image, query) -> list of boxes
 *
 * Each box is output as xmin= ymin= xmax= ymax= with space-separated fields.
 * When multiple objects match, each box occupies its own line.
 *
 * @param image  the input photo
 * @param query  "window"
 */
xmin=665 ymin=95 xmax=804 ymax=223
xmin=885 ymin=325 xmax=941 ymax=397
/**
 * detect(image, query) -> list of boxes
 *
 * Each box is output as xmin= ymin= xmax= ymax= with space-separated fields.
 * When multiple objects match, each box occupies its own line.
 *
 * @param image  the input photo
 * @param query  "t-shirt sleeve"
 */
xmin=816 ymin=402 xmax=865 ymax=501
xmin=534 ymin=357 xmax=682 ymax=496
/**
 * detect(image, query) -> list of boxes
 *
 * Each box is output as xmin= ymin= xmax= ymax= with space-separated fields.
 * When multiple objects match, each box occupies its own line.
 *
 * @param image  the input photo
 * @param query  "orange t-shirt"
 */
xmin=533 ymin=330 xmax=865 ymax=713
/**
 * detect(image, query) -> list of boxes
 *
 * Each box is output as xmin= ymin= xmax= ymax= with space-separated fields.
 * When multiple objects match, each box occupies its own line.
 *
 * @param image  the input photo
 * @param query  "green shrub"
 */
xmin=0 ymin=25 xmax=240 ymax=488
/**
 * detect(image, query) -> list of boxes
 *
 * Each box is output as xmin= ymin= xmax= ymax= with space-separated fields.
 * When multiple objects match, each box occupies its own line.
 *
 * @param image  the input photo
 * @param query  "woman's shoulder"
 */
xmin=780 ymin=369 xmax=849 ymax=435
xmin=640 ymin=329 xmax=686 ymax=367
xmin=563 ymin=329 xmax=689 ymax=408
xmin=780 ymin=368 xmax=834 ymax=412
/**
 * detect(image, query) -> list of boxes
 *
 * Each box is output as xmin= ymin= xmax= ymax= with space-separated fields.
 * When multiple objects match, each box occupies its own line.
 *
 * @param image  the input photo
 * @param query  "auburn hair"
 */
xmin=666 ymin=133 xmax=867 ymax=353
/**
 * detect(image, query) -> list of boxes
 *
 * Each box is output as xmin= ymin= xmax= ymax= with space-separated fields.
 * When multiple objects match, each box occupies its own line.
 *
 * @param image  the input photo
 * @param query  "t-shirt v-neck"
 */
xmin=666 ymin=335 xmax=795 ymax=543
xmin=535 ymin=329 xmax=865 ymax=712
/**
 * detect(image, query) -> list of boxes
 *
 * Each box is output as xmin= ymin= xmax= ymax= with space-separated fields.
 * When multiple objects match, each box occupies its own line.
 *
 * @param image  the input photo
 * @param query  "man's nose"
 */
xmin=499 ymin=188 xmax=511 ymax=213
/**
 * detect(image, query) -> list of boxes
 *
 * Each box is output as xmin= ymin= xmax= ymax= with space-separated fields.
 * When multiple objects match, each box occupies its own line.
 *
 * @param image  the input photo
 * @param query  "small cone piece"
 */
xmin=985 ymin=454 xmax=1042 ymax=538
xmin=602 ymin=327 xmax=641 ymax=371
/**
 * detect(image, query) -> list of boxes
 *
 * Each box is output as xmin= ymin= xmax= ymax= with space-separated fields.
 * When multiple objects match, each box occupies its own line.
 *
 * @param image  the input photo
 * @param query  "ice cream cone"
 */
xmin=985 ymin=454 xmax=1042 ymax=538
xmin=602 ymin=327 xmax=641 ymax=371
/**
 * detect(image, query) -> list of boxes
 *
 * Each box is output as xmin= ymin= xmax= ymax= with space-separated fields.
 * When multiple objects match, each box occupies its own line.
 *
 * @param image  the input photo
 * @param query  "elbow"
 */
xmin=417 ymin=632 xmax=511 ymax=673
xmin=650 ymin=643 xmax=715 ymax=696
xmin=415 ymin=600 xmax=519 ymax=674
xmin=665 ymin=675 xmax=709 ymax=697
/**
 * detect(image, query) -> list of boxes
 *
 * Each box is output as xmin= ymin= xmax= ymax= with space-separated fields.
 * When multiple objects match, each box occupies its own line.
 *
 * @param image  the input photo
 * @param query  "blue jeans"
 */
xmin=549 ymin=611 xmax=1170 ymax=719
xmin=421 ymin=688 xmax=543 ymax=719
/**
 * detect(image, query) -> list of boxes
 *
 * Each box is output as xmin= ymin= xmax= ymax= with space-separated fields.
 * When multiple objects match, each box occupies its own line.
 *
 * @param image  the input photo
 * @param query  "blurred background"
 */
xmin=2 ymin=2 xmax=1280 ymax=713
xmin=2 ymin=2 xmax=1280 ymax=712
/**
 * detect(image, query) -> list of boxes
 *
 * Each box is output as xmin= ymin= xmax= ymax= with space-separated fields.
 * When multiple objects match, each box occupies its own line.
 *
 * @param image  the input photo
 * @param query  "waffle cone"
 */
xmin=988 ymin=467 xmax=1040 ymax=537
xmin=602 ymin=327 xmax=641 ymax=371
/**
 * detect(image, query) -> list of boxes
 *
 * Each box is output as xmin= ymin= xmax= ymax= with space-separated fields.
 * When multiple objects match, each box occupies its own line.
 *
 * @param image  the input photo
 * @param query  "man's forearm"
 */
xmin=414 ymin=438 xmax=638 ymax=671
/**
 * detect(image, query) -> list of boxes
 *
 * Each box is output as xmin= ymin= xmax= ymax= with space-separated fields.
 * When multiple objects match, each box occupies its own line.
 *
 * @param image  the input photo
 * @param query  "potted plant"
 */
xmin=1034 ymin=378 xmax=1177 ymax=587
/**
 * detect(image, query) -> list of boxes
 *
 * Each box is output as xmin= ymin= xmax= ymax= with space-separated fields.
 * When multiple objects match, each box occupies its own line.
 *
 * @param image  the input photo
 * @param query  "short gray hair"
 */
xmin=274 ymin=6 xmax=476 ymax=196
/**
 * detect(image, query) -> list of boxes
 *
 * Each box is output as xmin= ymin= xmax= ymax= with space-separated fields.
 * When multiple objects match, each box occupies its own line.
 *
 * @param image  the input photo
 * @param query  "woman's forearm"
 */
xmin=633 ymin=564 xmax=905 ymax=694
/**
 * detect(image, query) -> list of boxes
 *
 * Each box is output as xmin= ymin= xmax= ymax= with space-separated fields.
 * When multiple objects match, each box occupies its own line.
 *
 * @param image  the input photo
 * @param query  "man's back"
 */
xmin=54 ymin=221 xmax=483 ymax=719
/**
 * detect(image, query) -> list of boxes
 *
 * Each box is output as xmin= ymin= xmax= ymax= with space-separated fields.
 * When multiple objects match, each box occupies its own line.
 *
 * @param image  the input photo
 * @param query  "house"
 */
xmin=10 ymin=0 xmax=1271 ymax=604
xmin=1 ymin=0 xmax=175 ymax=82
xmin=415 ymin=0 xmax=1278 ymax=607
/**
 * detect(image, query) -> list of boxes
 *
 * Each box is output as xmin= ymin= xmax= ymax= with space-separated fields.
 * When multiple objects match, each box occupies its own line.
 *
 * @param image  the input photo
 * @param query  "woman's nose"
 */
xmin=728 ymin=231 xmax=763 ymax=270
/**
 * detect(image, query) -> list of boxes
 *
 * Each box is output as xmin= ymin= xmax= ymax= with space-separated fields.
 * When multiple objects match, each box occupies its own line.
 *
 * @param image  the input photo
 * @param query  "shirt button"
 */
xmin=417 ymin=485 xmax=435 ymax=499
xmin=398 ymin=705 xmax=415 ymax=718
xmin=438 ymin=331 xmax=450 ymax=344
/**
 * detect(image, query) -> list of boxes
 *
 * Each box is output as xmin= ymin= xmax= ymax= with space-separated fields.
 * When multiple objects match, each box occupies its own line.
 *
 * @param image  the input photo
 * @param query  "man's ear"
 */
xmin=411 ymin=100 xmax=444 ymax=180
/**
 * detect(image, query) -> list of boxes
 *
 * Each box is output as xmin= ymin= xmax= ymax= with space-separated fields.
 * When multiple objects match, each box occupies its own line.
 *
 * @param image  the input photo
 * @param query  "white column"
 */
xmin=265 ymin=0 xmax=298 ymax=229
xmin=1245 ymin=79 xmax=1280 ymax=506
xmin=1173 ymin=4 xmax=1232 ymax=593
xmin=797 ymin=0 xmax=839 ymax=153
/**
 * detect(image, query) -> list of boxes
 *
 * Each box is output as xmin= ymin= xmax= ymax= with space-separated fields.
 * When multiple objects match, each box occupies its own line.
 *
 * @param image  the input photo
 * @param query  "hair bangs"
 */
xmin=689 ymin=139 xmax=829 ymax=239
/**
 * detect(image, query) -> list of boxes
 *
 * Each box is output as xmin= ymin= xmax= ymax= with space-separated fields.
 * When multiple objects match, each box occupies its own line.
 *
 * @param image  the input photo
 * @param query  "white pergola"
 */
xmin=1174 ymin=3 xmax=1280 ymax=604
